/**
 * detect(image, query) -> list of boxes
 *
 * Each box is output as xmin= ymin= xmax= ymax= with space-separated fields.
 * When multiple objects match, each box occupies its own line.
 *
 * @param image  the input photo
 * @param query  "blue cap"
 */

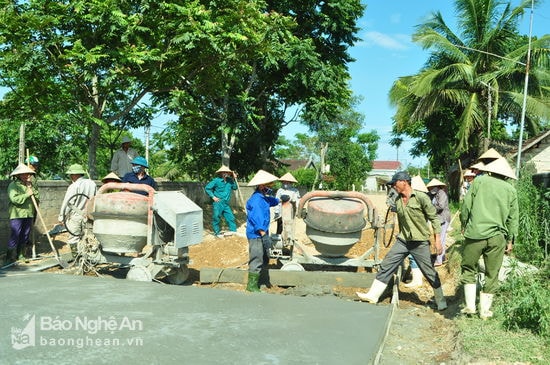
xmin=131 ymin=156 xmax=149 ymax=168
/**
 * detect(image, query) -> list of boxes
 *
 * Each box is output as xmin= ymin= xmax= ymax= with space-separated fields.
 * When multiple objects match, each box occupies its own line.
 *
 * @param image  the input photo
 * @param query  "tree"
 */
xmin=389 ymin=0 xmax=550 ymax=174
xmin=158 ymin=0 xmax=365 ymax=179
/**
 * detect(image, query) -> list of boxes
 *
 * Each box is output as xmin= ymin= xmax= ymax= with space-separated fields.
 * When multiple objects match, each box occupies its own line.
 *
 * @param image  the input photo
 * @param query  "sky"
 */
xmin=281 ymin=0 xmax=550 ymax=167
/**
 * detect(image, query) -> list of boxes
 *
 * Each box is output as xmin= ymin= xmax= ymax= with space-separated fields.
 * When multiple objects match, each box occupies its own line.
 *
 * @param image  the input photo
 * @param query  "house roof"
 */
xmin=508 ymin=129 xmax=550 ymax=158
xmin=279 ymin=158 xmax=316 ymax=171
xmin=372 ymin=160 xmax=401 ymax=170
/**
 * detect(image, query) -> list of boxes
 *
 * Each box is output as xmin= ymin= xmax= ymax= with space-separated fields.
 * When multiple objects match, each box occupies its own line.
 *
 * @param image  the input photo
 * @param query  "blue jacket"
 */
xmin=246 ymin=190 xmax=279 ymax=239
xmin=122 ymin=172 xmax=157 ymax=195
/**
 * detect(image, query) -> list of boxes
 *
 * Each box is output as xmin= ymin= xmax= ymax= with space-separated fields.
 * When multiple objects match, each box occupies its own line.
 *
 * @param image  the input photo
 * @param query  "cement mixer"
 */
xmin=71 ymin=183 xmax=203 ymax=284
xmin=273 ymin=190 xmax=383 ymax=271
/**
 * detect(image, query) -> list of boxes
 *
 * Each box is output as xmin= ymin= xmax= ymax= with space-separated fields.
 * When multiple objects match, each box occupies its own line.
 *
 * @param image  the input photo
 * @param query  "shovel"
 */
xmin=30 ymin=194 xmax=69 ymax=269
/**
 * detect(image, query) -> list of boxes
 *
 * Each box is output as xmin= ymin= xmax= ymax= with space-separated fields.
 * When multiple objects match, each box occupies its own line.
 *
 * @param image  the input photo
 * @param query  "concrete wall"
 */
xmin=0 ymin=180 xmax=260 ymax=253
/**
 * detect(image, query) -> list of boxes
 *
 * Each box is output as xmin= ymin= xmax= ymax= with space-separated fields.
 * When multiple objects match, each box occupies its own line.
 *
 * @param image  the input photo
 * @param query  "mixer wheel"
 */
xmin=166 ymin=266 xmax=190 ymax=285
xmin=280 ymin=262 xmax=305 ymax=271
xmin=126 ymin=265 xmax=152 ymax=282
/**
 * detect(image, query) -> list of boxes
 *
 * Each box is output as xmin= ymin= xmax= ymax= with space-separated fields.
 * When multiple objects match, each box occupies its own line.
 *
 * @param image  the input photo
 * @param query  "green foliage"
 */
xmin=496 ymin=267 xmax=550 ymax=340
xmin=389 ymin=0 xmax=550 ymax=174
xmin=514 ymin=165 xmax=548 ymax=265
xmin=291 ymin=168 xmax=317 ymax=190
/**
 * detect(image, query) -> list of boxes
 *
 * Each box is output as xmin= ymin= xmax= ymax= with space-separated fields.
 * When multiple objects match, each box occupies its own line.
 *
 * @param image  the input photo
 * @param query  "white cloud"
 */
xmin=359 ymin=31 xmax=409 ymax=50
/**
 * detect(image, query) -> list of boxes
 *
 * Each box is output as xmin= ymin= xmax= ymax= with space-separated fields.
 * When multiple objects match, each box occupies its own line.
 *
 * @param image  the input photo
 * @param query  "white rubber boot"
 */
xmin=460 ymin=284 xmax=477 ymax=314
xmin=433 ymin=286 xmax=447 ymax=311
xmin=479 ymin=292 xmax=494 ymax=320
xmin=356 ymin=279 xmax=388 ymax=303
xmin=404 ymin=268 xmax=423 ymax=288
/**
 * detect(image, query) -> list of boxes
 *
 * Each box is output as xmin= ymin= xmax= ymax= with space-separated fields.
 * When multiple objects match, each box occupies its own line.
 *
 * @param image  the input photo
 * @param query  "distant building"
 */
xmin=508 ymin=129 xmax=550 ymax=173
xmin=279 ymin=157 xmax=317 ymax=171
xmin=364 ymin=160 xmax=402 ymax=192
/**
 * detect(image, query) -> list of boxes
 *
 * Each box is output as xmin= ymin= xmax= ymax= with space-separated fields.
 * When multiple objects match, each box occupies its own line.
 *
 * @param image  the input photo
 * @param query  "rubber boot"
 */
xmin=404 ymin=268 xmax=423 ymax=288
xmin=479 ymin=292 xmax=494 ymax=320
xmin=17 ymin=244 xmax=25 ymax=262
xmin=246 ymin=272 xmax=261 ymax=292
xmin=433 ymin=286 xmax=448 ymax=311
xmin=460 ymin=284 xmax=477 ymax=315
xmin=356 ymin=279 xmax=388 ymax=303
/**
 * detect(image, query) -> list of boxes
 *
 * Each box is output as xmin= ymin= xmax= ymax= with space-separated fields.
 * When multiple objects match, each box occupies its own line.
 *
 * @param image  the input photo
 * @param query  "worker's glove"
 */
xmin=261 ymin=234 xmax=273 ymax=249
xmin=280 ymin=194 xmax=291 ymax=202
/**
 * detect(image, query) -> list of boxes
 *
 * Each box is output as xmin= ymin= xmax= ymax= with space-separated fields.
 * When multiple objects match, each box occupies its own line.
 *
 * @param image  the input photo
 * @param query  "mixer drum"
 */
xmin=304 ymin=196 xmax=366 ymax=257
xmin=91 ymin=192 xmax=150 ymax=253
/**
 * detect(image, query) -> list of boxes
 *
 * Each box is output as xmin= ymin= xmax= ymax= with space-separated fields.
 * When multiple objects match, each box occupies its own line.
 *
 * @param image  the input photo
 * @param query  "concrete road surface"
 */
xmin=0 ymin=271 xmax=392 ymax=365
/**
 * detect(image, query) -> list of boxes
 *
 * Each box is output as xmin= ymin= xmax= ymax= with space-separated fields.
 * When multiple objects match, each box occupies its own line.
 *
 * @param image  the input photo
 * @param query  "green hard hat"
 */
xmin=65 ymin=163 xmax=86 ymax=175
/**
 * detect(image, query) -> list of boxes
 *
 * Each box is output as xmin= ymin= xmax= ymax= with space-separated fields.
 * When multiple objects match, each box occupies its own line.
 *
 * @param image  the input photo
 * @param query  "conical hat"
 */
xmin=470 ymin=161 xmax=485 ymax=170
xmin=247 ymin=170 xmax=279 ymax=186
xmin=215 ymin=165 xmax=232 ymax=174
xmin=102 ymin=172 xmax=122 ymax=183
xmin=279 ymin=172 xmax=298 ymax=183
xmin=478 ymin=157 xmax=517 ymax=179
xmin=463 ymin=169 xmax=476 ymax=177
xmin=411 ymin=175 xmax=428 ymax=193
xmin=10 ymin=163 xmax=36 ymax=177
xmin=478 ymin=148 xmax=502 ymax=162
xmin=426 ymin=178 xmax=446 ymax=188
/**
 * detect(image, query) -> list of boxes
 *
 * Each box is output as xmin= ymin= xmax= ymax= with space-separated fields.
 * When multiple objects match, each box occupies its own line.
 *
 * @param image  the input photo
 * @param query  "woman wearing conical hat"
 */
xmin=426 ymin=178 xmax=451 ymax=267
xmin=244 ymin=170 xmax=280 ymax=292
xmin=6 ymin=164 xmax=40 ymax=265
xmin=275 ymin=172 xmax=301 ymax=236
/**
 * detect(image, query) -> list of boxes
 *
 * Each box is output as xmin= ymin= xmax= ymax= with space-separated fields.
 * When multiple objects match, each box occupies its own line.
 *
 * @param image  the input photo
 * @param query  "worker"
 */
xmin=245 ymin=170 xmax=280 ymax=292
xmin=5 ymin=164 xmax=39 ymax=265
xmin=122 ymin=156 xmax=157 ymax=195
xmin=110 ymin=136 xmax=138 ymax=178
xmin=58 ymin=164 xmax=97 ymax=256
xmin=204 ymin=165 xmax=239 ymax=238
xmin=275 ymin=172 xmax=301 ymax=236
xmin=101 ymin=172 xmax=122 ymax=184
xmin=460 ymin=157 xmax=518 ymax=319
xmin=356 ymin=171 xmax=447 ymax=311
xmin=426 ymin=178 xmax=451 ymax=267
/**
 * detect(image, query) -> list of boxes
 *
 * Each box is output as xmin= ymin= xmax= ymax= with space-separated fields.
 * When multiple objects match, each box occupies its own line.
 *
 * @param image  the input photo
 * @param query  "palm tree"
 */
xmin=389 ymin=0 xmax=550 ymax=171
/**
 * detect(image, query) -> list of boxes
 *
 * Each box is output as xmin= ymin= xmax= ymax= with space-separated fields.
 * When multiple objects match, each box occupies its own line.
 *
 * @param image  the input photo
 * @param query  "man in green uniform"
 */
xmin=460 ymin=157 xmax=518 ymax=319
xmin=205 ymin=165 xmax=238 ymax=238
xmin=356 ymin=171 xmax=447 ymax=311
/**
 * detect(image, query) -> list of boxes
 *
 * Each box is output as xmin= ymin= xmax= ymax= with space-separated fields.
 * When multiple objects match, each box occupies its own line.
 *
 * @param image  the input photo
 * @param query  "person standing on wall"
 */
xmin=426 ymin=178 xmax=451 ymax=267
xmin=245 ymin=170 xmax=280 ymax=292
xmin=58 ymin=164 xmax=97 ymax=257
xmin=356 ymin=171 xmax=447 ymax=311
xmin=110 ymin=136 xmax=138 ymax=178
xmin=204 ymin=165 xmax=239 ymax=238
xmin=460 ymin=157 xmax=518 ymax=320
xmin=5 ymin=164 xmax=39 ymax=265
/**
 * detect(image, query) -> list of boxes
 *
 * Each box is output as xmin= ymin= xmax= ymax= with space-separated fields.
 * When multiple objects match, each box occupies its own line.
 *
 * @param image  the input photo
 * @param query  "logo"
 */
xmin=9 ymin=314 xmax=143 ymax=350
xmin=11 ymin=314 xmax=35 ymax=350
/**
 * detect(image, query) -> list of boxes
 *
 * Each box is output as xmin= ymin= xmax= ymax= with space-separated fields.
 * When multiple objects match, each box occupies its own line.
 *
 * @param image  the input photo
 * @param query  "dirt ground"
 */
xmin=27 ymin=193 xmax=463 ymax=365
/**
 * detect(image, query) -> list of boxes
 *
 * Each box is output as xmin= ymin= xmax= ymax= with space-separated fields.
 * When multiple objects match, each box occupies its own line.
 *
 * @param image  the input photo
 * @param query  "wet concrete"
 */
xmin=0 ymin=271 xmax=393 ymax=365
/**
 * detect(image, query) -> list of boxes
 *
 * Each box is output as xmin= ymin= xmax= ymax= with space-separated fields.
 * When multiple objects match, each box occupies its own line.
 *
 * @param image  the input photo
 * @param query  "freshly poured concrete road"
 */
xmin=0 ymin=271 xmax=392 ymax=365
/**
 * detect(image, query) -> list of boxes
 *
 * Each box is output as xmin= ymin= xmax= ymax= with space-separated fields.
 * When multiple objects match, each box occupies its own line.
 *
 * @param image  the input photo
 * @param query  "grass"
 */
xmin=456 ymin=315 xmax=549 ymax=364
xmin=446 ymin=204 xmax=550 ymax=364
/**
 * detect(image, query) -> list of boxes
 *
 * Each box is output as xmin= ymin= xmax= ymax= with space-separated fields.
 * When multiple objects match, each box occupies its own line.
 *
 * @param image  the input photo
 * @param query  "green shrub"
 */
xmin=514 ymin=165 xmax=548 ymax=265
xmin=496 ymin=265 xmax=550 ymax=340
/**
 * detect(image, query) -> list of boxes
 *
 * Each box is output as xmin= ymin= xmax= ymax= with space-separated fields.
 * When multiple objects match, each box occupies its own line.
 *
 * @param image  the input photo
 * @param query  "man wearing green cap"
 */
xmin=58 ymin=163 xmax=97 ymax=256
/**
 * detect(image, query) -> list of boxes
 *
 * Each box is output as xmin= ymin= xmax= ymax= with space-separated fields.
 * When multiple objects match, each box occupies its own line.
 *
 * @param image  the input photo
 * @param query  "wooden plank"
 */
xmin=200 ymin=267 xmax=376 ymax=288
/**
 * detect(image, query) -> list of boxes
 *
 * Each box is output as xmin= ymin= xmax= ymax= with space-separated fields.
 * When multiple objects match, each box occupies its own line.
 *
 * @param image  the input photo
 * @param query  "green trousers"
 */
xmin=461 ymin=234 xmax=506 ymax=293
